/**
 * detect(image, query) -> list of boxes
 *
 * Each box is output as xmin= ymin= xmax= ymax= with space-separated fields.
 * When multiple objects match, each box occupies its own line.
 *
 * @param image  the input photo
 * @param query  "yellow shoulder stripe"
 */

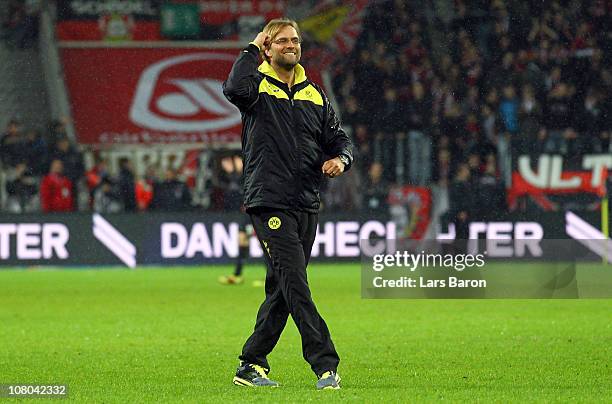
xmin=258 ymin=78 xmax=289 ymax=100
xmin=258 ymin=61 xmax=307 ymax=85
xmin=293 ymin=84 xmax=323 ymax=106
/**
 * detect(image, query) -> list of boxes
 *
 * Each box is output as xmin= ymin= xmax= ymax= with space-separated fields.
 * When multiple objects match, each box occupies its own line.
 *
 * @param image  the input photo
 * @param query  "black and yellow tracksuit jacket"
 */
xmin=223 ymin=43 xmax=354 ymax=213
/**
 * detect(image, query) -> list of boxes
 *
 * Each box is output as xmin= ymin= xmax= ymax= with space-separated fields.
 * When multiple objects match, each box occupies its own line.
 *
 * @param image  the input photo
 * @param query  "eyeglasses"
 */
xmin=272 ymin=37 xmax=301 ymax=46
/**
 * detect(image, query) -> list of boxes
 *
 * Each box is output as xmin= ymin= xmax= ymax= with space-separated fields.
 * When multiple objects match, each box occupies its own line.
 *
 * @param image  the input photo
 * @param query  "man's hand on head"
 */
xmin=252 ymin=32 xmax=270 ymax=51
xmin=322 ymin=157 xmax=346 ymax=178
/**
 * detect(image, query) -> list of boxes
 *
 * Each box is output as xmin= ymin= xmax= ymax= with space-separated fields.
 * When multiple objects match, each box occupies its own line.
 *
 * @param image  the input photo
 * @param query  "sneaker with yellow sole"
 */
xmin=316 ymin=371 xmax=341 ymax=390
xmin=232 ymin=362 xmax=279 ymax=387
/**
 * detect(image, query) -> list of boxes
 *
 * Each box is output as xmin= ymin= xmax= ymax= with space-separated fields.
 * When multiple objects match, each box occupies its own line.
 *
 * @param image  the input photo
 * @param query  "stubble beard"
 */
xmin=275 ymin=52 xmax=300 ymax=71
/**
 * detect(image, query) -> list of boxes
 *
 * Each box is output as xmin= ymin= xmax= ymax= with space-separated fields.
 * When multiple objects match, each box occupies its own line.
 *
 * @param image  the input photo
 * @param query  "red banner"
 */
xmin=508 ymin=154 xmax=610 ymax=210
xmin=511 ymin=172 xmax=607 ymax=196
xmin=61 ymin=47 xmax=244 ymax=144
xmin=61 ymin=46 xmax=325 ymax=145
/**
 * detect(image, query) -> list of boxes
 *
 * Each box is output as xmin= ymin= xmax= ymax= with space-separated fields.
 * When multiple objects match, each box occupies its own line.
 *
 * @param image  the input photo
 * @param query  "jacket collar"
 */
xmin=258 ymin=60 xmax=307 ymax=86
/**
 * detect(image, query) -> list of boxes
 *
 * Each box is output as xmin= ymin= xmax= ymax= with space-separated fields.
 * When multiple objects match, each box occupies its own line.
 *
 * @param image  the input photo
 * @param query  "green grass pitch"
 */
xmin=1 ymin=263 xmax=611 ymax=402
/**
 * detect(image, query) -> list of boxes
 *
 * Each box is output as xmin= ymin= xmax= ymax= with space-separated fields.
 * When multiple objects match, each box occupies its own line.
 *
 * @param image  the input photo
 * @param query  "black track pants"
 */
xmin=239 ymin=208 xmax=340 ymax=376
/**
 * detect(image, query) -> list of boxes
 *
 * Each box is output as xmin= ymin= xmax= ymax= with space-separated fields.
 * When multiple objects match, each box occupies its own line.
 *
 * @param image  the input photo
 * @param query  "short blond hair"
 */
xmin=262 ymin=18 xmax=301 ymax=62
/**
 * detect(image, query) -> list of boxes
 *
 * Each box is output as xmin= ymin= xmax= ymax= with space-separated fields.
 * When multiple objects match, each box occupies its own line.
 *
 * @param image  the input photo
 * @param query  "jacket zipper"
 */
xmin=289 ymin=87 xmax=301 ymax=206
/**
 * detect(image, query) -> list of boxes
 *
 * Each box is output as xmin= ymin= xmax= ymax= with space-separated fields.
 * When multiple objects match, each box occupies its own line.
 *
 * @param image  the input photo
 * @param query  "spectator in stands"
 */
xmin=150 ymin=168 xmax=191 ymax=211
xmin=406 ymin=81 xmax=432 ymax=185
xmin=544 ymin=82 xmax=575 ymax=153
xmin=582 ymin=49 xmax=609 ymax=93
xmin=375 ymin=87 xmax=404 ymax=183
xmin=0 ymin=119 xmax=23 ymax=167
xmin=118 ymin=157 xmax=136 ymax=212
xmin=5 ymin=162 xmax=37 ymax=213
xmin=135 ymin=165 xmax=157 ymax=211
xmin=466 ymin=153 xmax=482 ymax=182
xmin=353 ymin=124 xmax=372 ymax=170
xmin=40 ymin=159 xmax=73 ymax=212
xmin=480 ymin=104 xmax=498 ymax=146
xmin=498 ymin=84 xmax=520 ymax=136
xmin=496 ymin=84 xmax=519 ymax=182
xmin=476 ymin=158 xmax=506 ymax=221
xmin=433 ymin=148 xmax=452 ymax=187
xmin=577 ymin=88 xmax=608 ymax=153
xmin=362 ymin=162 xmax=389 ymax=214
xmin=93 ymin=177 xmax=122 ymax=214
xmin=341 ymin=96 xmax=367 ymax=130
xmin=440 ymin=91 xmax=465 ymax=154
xmin=448 ymin=164 xmax=474 ymax=239
xmin=86 ymin=156 xmax=110 ymax=208
xmin=47 ymin=119 xmax=69 ymax=147
xmin=48 ymin=137 xmax=84 ymax=203
xmin=22 ymin=128 xmax=47 ymax=175
xmin=468 ymin=114 xmax=497 ymax=164
xmin=517 ymin=84 xmax=543 ymax=155
xmin=217 ymin=155 xmax=242 ymax=212
xmin=49 ymin=137 xmax=83 ymax=179
xmin=486 ymin=52 xmax=519 ymax=90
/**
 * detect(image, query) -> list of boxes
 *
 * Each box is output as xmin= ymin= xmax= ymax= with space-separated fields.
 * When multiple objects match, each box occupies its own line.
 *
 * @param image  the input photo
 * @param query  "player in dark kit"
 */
xmin=218 ymin=212 xmax=253 ymax=285
xmin=223 ymin=18 xmax=354 ymax=390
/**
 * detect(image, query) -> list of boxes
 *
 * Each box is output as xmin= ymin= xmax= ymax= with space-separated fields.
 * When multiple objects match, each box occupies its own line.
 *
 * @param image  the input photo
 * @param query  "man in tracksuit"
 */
xmin=223 ymin=18 xmax=353 ymax=390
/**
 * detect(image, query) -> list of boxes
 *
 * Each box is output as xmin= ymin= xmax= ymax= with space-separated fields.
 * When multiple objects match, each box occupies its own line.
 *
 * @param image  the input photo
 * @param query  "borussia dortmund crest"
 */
xmin=268 ymin=216 xmax=281 ymax=230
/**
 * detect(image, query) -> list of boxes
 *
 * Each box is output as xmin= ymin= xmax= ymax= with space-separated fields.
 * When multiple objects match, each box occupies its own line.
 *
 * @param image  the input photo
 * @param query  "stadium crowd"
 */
xmin=1 ymin=0 xmax=610 ymax=216
xmin=331 ymin=0 xmax=611 ymax=217
xmin=0 ymin=118 xmax=194 ymax=213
